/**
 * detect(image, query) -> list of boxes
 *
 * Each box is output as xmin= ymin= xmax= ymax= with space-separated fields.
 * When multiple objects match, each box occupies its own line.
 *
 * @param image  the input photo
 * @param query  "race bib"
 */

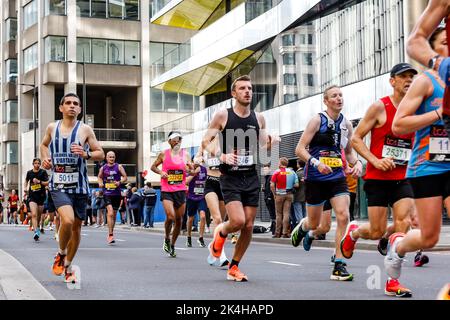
xmin=206 ymin=158 xmax=221 ymax=168
xmin=105 ymin=182 xmax=117 ymax=190
xmin=237 ymin=155 xmax=254 ymax=166
xmin=167 ymin=170 xmax=184 ymax=185
xmin=429 ymin=125 xmax=450 ymax=162
xmin=54 ymin=164 xmax=79 ymax=189
xmin=31 ymin=184 xmax=42 ymax=192
xmin=11 ymin=201 xmax=17 ymax=206
xmin=319 ymin=157 xmax=343 ymax=168
xmin=193 ymin=187 xmax=205 ymax=195
xmin=382 ymin=136 xmax=412 ymax=165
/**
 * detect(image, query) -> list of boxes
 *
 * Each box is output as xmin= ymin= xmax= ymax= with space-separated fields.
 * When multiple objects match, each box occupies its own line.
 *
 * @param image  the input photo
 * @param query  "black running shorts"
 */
xmin=104 ymin=195 xmax=122 ymax=210
xmin=305 ymin=178 xmax=349 ymax=206
xmin=363 ymin=179 xmax=414 ymax=207
xmin=220 ymin=173 xmax=260 ymax=207
xmin=408 ymin=171 xmax=450 ymax=199
xmin=204 ymin=175 xmax=224 ymax=201
xmin=28 ymin=193 xmax=46 ymax=206
xmin=161 ymin=191 xmax=186 ymax=209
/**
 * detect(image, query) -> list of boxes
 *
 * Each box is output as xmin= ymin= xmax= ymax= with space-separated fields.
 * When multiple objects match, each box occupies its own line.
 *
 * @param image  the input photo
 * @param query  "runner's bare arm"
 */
xmin=344 ymin=120 xmax=363 ymax=177
xmin=407 ymin=0 xmax=449 ymax=67
xmin=83 ymin=125 xmax=105 ymax=161
xmin=97 ymin=166 xmax=104 ymax=187
xmin=40 ymin=123 xmax=55 ymax=169
xmin=118 ymin=165 xmax=128 ymax=184
xmin=393 ymin=75 xmax=439 ymax=135
xmin=296 ymin=115 xmax=321 ymax=163
xmin=201 ymin=109 xmax=227 ymax=156
xmin=151 ymin=152 xmax=167 ymax=178
xmin=351 ymin=101 xmax=388 ymax=167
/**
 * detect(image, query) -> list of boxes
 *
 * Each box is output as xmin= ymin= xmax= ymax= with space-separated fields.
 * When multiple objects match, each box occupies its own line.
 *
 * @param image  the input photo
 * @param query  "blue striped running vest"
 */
xmin=49 ymin=120 xmax=89 ymax=194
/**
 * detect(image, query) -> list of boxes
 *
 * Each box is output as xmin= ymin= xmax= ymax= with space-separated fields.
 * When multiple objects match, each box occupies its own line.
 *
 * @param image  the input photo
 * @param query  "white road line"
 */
xmin=114 ymin=239 xmax=126 ymax=242
xmin=268 ymin=260 xmax=301 ymax=267
xmin=0 ymin=249 xmax=55 ymax=300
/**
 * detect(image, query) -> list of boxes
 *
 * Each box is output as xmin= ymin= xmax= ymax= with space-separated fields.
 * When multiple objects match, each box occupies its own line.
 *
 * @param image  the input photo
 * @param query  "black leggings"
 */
xmin=132 ymin=209 xmax=141 ymax=226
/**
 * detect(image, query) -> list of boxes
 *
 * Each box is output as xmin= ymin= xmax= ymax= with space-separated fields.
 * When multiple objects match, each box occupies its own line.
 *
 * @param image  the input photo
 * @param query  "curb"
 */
xmin=114 ymin=225 xmax=450 ymax=252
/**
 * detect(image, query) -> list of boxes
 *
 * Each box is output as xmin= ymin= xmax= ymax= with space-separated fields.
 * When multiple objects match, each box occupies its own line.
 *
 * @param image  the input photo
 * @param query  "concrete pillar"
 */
xmin=138 ymin=0 xmax=151 ymax=175
xmin=66 ymin=0 xmax=77 ymax=93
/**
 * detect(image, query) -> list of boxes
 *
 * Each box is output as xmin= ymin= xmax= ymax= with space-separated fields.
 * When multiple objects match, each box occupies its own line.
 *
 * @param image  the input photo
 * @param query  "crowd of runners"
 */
xmin=1 ymin=1 xmax=449 ymax=300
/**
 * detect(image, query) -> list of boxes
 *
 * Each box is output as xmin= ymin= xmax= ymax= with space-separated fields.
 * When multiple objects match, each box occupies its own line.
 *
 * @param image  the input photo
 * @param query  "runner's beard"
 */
xmin=172 ymin=144 xmax=180 ymax=151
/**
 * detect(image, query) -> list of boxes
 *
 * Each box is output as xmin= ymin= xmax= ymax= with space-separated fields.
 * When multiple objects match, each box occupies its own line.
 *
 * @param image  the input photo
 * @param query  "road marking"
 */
xmin=114 ymin=239 xmax=126 ymax=242
xmin=0 ymin=249 xmax=55 ymax=300
xmin=268 ymin=260 xmax=301 ymax=267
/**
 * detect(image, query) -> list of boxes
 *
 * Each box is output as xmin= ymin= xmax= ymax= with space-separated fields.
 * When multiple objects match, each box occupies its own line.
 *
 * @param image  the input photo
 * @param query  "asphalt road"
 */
xmin=0 ymin=224 xmax=449 ymax=300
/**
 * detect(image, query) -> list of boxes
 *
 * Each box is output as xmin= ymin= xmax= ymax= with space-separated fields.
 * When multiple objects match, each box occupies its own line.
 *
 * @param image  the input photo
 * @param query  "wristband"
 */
xmin=435 ymin=109 xmax=443 ymax=121
xmin=310 ymin=157 xmax=320 ymax=168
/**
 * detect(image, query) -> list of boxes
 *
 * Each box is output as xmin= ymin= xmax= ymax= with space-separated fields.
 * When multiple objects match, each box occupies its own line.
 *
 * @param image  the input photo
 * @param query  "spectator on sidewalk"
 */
xmin=128 ymin=187 xmax=143 ymax=226
xmin=291 ymin=160 xmax=306 ymax=226
xmin=271 ymin=158 xmax=299 ymax=238
xmin=142 ymin=182 xmax=157 ymax=228
xmin=262 ymin=164 xmax=276 ymax=235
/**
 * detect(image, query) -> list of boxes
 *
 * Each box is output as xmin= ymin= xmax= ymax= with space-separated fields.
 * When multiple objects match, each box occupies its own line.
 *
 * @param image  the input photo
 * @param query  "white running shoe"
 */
xmin=384 ymin=232 xmax=405 ymax=280
xmin=207 ymin=243 xmax=218 ymax=266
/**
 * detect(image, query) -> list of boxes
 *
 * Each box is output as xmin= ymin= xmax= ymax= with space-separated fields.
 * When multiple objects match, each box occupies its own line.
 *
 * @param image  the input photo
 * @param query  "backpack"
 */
xmin=253 ymin=225 xmax=269 ymax=234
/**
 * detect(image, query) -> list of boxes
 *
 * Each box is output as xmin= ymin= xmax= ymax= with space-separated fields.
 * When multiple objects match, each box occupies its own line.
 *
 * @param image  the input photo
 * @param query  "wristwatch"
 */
xmin=428 ymin=55 xmax=441 ymax=70
xmin=86 ymin=150 xmax=92 ymax=160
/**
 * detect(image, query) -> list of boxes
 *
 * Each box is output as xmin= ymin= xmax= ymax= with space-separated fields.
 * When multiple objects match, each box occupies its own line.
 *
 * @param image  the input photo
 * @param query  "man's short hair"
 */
xmin=146 ymin=182 xmax=152 ymax=188
xmin=231 ymin=75 xmax=252 ymax=92
xmin=32 ymin=158 xmax=41 ymax=164
xmin=323 ymin=85 xmax=340 ymax=100
xmin=279 ymin=157 xmax=289 ymax=166
xmin=60 ymin=93 xmax=80 ymax=106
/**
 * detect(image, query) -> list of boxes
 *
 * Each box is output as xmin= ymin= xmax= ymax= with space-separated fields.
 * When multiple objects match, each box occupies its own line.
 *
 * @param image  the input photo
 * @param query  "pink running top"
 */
xmin=161 ymin=149 xmax=187 ymax=192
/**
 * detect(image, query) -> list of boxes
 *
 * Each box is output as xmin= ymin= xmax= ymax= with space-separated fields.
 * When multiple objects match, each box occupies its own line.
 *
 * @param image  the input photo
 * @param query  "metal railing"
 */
xmin=87 ymin=163 xmax=137 ymax=177
xmin=94 ymin=128 xmax=136 ymax=142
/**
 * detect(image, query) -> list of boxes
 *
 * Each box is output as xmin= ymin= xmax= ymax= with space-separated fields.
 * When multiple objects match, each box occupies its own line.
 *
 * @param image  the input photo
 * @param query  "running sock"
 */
xmin=199 ymin=237 xmax=203 ymax=241
xmin=393 ymin=239 xmax=405 ymax=258
xmin=219 ymin=231 xmax=227 ymax=238
xmin=58 ymin=249 xmax=67 ymax=256
xmin=64 ymin=259 xmax=72 ymax=268
xmin=229 ymin=259 xmax=240 ymax=269
xmin=300 ymin=221 xmax=308 ymax=232
xmin=109 ymin=234 xmax=113 ymax=237
xmin=334 ymin=258 xmax=344 ymax=264
xmin=308 ymin=231 xmax=314 ymax=238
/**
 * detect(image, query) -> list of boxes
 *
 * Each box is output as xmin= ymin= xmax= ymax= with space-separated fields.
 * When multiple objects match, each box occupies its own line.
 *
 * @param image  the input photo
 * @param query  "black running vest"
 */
xmin=219 ymin=108 xmax=260 ymax=175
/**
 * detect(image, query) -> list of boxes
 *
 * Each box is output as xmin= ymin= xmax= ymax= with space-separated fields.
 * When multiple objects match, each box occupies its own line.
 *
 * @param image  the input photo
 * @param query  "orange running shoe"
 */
xmin=64 ymin=268 xmax=76 ymax=284
xmin=209 ymin=223 xmax=226 ymax=259
xmin=340 ymin=221 xmax=358 ymax=259
xmin=227 ymin=265 xmax=248 ymax=282
xmin=436 ymin=283 xmax=450 ymax=300
xmin=107 ymin=235 xmax=115 ymax=244
xmin=384 ymin=279 xmax=412 ymax=298
xmin=52 ymin=253 xmax=66 ymax=276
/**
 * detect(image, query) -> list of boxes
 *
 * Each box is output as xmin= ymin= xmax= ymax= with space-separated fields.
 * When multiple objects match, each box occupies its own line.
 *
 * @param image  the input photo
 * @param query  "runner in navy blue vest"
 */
xmin=98 ymin=151 xmax=127 ymax=244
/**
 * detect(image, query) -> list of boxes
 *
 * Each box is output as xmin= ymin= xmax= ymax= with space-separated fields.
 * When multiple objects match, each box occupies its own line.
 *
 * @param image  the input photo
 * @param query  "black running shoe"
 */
xmin=163 ymin=239 xmax=170 ymax=253
xmin=197 ymin=238 xmax=206 ymax=248
xmin=378 ymin=237 xmax=388 ymax=256
xmin=330 ymin=262 xmax=353 ymax=281
xmin=169 ymin=245 xmax=176 ymax=258
xmin=291 ymin=218 xmax=307 ymax=247
xmin=186 ymin=237 xmax=192 ymax=248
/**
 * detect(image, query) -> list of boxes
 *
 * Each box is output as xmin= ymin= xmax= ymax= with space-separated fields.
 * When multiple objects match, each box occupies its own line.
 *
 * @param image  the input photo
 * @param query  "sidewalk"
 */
xmin=115 ymin=219 xmax=450 ymax=252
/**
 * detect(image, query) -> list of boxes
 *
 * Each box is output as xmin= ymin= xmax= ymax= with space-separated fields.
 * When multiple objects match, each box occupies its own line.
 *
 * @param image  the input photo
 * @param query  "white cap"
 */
xmin=168 ymin=132 xmax=182 ymax=140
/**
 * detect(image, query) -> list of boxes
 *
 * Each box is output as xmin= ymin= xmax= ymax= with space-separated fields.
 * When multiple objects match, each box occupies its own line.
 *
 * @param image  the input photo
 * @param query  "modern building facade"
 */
xmin=149 ymin=0 xmax=429 ymax=219
xmin=0 ymin=0 xmax=202 ymax=195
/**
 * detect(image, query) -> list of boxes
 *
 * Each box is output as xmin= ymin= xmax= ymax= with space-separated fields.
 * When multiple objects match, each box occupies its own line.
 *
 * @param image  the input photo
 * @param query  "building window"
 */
xmin=3 ymin=101 xmax=18 ymax=124
xmin=108 ymin=40 xmax=124 ymax=64
xmin=46 ymin=0 xmax=66 ymax=16
xmin=150 ymin=88 xmax=163 ymax=111
xmin=302 ymin=53 xmax=313 ymax=65
xmin=282 ymin=34 xmax=295 ymax=46
xmin=284 ymin=74 xmax=297 ymax=86
xmin=124 ymin=41 xmax=140 ymax=65
xmin=284 ymin=94 xmax=298 ymax=104
xmin=125 ymin=0 xmax=139 ymax=20
xmin=23 ymin=43 xmax=38 ymax=73
xmin=282 ymin=53 xmax=295 ymax=65
xmin=6 ymin=59 xmax=17 ymax=83
xmin=6 ymin=18 xmax=17 ymax=41
xmin=45 ymin=36 xmax=66 ymax=63
xmin=150 ymin=89 xmax=197 ymax=112
xmin=303 ymin=74 xmax=314 ymax=87
xmin=108 ymin=0 xmax=124 ymax=18
xmin=150 ymin=0 xmax=170 ymax=18
xmin=24 ymin=1 xmax=38 ymax=30
xmin=91 ymin=0 xmax=107 ymax=18
xmin=6 ymin=142 xmax=18 ymax=164
xmin=92 ymin=39 xmax=107 ymax=63
xmin=150 ymin=42 xmax=164 ymax=65
xmin=77 ymin=0 xmax=91 ymax=16
xmin=77 ymin=38 xmax=91 ymax=62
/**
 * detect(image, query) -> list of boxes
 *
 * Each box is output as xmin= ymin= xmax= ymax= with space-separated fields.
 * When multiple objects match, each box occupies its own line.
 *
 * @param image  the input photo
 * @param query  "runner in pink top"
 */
xmin=151 ymin=131 xmax=193 ymax=258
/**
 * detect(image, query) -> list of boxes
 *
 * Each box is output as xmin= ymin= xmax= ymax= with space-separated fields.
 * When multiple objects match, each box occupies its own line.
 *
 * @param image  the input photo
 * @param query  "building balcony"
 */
xmin=94 ymin=128 xmax=136 ymax=149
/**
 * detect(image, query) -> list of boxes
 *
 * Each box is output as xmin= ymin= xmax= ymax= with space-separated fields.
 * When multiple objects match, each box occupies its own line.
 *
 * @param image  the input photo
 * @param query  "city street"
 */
xmin=0 ymin=224 xmax=448 ymax=300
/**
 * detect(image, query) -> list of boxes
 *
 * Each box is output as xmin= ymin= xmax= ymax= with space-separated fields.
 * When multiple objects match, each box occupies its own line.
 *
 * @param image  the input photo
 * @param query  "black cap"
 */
xmin=390 ymin=63 xmax=418 ymax=78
